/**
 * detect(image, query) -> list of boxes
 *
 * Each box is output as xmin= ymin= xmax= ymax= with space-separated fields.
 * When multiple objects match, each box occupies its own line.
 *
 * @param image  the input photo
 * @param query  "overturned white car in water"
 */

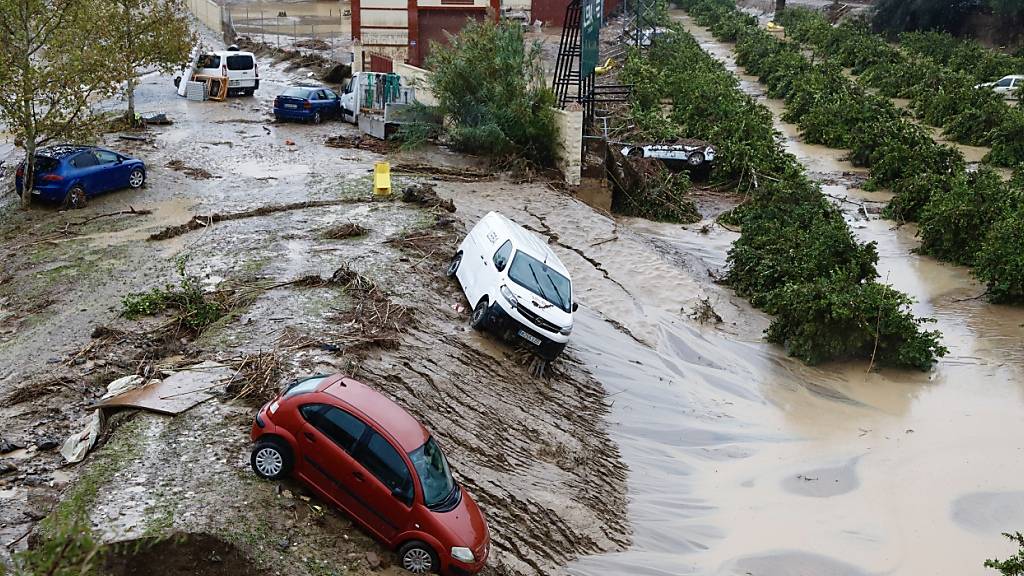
xmin=621 ymin=139 xmax=716 ymax=172
xmin=448 ymin=212 xmax=577 ymax=361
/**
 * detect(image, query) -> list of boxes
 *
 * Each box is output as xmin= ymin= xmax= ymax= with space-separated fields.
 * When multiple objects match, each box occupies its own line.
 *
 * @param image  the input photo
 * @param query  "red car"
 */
xmin=250 ymin=374 xmax=490 ymax=575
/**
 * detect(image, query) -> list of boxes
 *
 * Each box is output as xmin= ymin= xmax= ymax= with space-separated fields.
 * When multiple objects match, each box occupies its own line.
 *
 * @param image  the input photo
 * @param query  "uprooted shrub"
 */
xmin=416 ymin=18 xmax=559 ymax=167
xmin=607 ymin=152 xmax=700 ymax=223
xmin=122 ymin=257 xmax=228 ymax=332
xmin=764 ymin=275 xmax=946 ymax=369
xmin=975 ymin=198 xmax=1024 ymax=303
xmin=917 ymin=168 xmax=1007 ymax=265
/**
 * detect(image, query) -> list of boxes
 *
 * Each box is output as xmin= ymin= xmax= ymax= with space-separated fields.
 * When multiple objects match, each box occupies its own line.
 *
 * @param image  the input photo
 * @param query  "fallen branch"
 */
xmin=72 ymin=206 xmax=152 ymax=226
xmin=391 ymin=162 xmax=496 ymax=182
xmin=149 ymin=198 xmax=362 ymax=241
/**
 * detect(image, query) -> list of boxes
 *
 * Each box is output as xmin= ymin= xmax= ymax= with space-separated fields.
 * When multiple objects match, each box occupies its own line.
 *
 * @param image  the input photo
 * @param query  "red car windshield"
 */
xmin=408 ymin=437 xmax=457 ymax=510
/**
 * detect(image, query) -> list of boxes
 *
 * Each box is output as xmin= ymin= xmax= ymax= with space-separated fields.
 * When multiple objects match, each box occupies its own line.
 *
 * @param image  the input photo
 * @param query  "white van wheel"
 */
xmin=470 ymin=298 xmax=490 ymax=331
xmin=446 ymin=252 xmax=462 ymax=278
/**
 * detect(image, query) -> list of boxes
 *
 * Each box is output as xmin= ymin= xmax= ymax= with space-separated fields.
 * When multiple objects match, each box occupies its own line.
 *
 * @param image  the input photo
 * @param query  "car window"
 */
xmin=300 ymin=404 xmax=367 ymax=452
xmin=283 ymin=375 xmax=329 ymax=399
xmin=324 ymin=89 xmax=337 ymax=99
xmin=493 ymin=240 xmax=512 ymax=272
xmin=198 ymin=54 xmax=220 ymax=69
xmin=508 ymin=250 xmax=573 ymax=312
xmin=282 ymin=87 xmax=311 ymax=99
xmin=996 ymin=77 xmax=1013 ymax=87
xmin=408 ymin=437 xmax=456 ymax=509
xmin=317 ymin=90 xmax=329 ymax=100
xmin=94 ymin=150 xmax=119 ymax=164
xmin=357 ymin=430 xmax=412 ymax=498
xmin=34 ymin=156 xmax=59 ymax=173
xmin=70 ymin=152 xmax=98 ymax=168
xmin=226 ymin=54 xmax=253 ymax=71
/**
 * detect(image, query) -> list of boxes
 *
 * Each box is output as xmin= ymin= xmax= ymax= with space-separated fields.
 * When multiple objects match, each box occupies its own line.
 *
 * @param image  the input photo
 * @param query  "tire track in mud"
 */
xmin=356 ymin=310 xmax=630 ymax=575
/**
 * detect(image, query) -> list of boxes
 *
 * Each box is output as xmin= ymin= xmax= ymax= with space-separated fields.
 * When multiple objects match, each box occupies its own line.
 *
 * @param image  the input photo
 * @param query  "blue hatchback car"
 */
xmin=273 ymin=86 xmax=342 ymax=124
xmin=16 ymin=145 xmax=146 ymax=209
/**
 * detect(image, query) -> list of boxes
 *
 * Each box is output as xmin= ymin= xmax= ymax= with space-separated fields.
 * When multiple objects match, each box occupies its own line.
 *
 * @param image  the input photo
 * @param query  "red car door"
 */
xmin=347 ymin=429 xmax=416 ymax=543
xmin=295 ymin=404 xmax=381 ymax=533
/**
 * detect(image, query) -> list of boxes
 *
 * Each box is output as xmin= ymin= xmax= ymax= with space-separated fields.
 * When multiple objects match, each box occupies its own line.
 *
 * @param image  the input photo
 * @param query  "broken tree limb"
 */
xmin=71 ymin=206 xmax=152 ymax=225
xmin=148 ymin=198 xmax=364 ymax=241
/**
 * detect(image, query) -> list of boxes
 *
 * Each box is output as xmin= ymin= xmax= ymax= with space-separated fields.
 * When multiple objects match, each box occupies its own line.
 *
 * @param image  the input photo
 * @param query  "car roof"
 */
xmin=38 ymin=145 xmax=92 ymax=159
xmin=208 ymin=50 xmax=255 ymax=57
xmin=478 ymin=211 xmax=571 ymax=277
xmin=319 ymin=375 xmax=430 ymax=453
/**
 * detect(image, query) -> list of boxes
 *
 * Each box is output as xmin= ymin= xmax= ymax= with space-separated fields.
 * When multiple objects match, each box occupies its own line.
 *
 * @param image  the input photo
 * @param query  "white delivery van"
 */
xmin=449 ymin=212 xmax=578 ymax=361
xmin=174 ymin=46 xmax=260 ymax=97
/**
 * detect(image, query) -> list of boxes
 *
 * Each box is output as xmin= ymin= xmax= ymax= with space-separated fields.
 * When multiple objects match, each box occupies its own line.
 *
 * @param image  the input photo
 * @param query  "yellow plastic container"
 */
xmin=373 ymin=161 xmax=391 ymax=196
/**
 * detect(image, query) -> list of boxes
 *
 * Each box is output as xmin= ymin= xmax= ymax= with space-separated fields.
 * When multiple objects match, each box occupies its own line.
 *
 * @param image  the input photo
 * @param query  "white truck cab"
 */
xmin=449 ymin=212 xmax=577 ymax=361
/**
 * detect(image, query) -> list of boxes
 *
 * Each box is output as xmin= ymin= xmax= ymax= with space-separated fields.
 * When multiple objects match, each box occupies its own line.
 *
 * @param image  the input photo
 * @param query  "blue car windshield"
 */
xmin=408 ymin=437 xmax=456 ymax=509
xmin=508 ymin=251 xmax=572 ymax=312
xmin=282 ymin=87 xmax=312 ymax=99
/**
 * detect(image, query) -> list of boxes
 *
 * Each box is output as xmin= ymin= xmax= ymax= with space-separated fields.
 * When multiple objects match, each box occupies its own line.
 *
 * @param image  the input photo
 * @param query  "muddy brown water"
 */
xmin=510 ymin=13 xmax=1024 ymax=576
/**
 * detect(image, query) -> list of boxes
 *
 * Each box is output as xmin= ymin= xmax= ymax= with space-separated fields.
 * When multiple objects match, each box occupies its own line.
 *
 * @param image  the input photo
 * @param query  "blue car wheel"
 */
xmin=63 ymin=185 xmax=87 ymax=210
xmin=128 ymin=167 xmax=145 ymax=188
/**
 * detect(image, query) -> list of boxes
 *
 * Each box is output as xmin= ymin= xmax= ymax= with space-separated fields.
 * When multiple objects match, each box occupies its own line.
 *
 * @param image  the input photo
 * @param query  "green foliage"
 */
xmin=918 ymin=168 xmax=1007 ymax=265
xmin=5 ymin=517 xmax=101 ymax=576
xmin=986 ymin=111 xmax=1024 ymax=167
xmin=103 ymin=0 xmax=195 ymax=119
xmin=611 ymin=167 xmax=700 ymax=223
xmin=425 ymin=19 xmax=559 ymax=167
xmin=975 ymin=193 xmax=1024 ymax=303
xmin=765 ymin=276 xmax=945 ymax=369
xmin=0 ymin=0 xmax=126 ymax=207
xmin=122 ymin=257 xmax=227 ymax=331
xmin=780 ymin=7 xmax=1024 ymax=166
xmin=885 ymin=172 xmax=947 ymax=222
xmin=987 ymin=532 xmax=1024 ymax=575
xmin=632 ymin=0 xmax=946 ymax=369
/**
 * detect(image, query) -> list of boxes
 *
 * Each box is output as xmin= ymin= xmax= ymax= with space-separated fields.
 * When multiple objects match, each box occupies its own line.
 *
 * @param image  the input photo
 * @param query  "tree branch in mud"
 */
xmin=147 ymin=198 xmax=364 ymax=241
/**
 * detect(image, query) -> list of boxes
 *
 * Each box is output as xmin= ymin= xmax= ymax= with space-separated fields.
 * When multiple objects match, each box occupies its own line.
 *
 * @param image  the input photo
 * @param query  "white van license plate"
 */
xmin=518 ymin=330 xmax=542 ymax=346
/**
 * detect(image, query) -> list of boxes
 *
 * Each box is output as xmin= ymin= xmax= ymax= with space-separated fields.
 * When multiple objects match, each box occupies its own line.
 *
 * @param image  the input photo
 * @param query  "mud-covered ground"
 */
xmin=0 ymin=46 xmax=631 ymax=575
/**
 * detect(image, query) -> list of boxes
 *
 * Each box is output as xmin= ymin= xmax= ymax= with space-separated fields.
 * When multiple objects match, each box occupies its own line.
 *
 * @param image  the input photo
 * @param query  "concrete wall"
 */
xmin=393 ymin=61 xmax=438 ymax=106
xmin=185 ymin=0 xmax=224 ymax=35
xmin=532 ymin=0 xmax=620 ymax=26
xmin=553 ymin=105 xmax=583 ymax=186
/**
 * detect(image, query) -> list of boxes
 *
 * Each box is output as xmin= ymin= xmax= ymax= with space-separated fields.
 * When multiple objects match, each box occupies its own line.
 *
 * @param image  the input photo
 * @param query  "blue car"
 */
xmin=15 ymin=145 xmax=146 ymax=209
xmin=273 ymin=86 xmax=342 ymax=124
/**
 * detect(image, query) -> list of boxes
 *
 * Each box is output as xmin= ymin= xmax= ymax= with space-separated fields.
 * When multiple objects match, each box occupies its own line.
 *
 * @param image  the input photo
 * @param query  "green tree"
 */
xmin=986 ymin=532 xmax=1024 ymax=575
xmin=423 ymin=18 xmax=559 ymax=167
xmin=0 ymin=0 xmax=124 ymax=208
xmin=104 ymin=0 xmax=194 ymax=122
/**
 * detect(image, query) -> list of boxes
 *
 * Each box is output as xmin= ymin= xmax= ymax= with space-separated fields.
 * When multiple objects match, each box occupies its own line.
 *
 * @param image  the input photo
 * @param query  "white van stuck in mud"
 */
xmin=448 ymin=212 xmax=577 ymax=361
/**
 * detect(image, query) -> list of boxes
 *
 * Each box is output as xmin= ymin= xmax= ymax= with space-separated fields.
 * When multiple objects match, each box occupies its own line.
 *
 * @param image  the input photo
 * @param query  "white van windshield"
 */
xmin=508 ymin=251 xmax=572 ymax=312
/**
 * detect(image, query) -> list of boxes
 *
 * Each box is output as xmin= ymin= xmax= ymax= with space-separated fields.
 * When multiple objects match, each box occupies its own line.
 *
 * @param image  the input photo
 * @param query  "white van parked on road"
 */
xmin=174 ymin=46 xmax=261 ymax=97
xmin=448 ymin=212 xmax=577 ymax=361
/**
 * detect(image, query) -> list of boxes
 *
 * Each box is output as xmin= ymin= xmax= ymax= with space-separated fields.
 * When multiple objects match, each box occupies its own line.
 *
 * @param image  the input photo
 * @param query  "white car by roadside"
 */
xmin=448 ymin=211 xmax=577 ymax=361
xmin=974 ymin=75 xmax=1023 ymax=100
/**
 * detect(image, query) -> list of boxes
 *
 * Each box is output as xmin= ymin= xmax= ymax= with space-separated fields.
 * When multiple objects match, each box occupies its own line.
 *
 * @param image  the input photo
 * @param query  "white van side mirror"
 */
xmin=572 ymin=302 xmax=579 ymax=312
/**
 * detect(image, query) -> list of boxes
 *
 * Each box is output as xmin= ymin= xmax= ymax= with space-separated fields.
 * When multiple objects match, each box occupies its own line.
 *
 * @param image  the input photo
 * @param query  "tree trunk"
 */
xmin=21 ymin=141 xmax=35 ymax=209
xmin=776 ymin=0 xmax=785 ymax=12
xmin=127 ymin=78 xmax=136 ymax=123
